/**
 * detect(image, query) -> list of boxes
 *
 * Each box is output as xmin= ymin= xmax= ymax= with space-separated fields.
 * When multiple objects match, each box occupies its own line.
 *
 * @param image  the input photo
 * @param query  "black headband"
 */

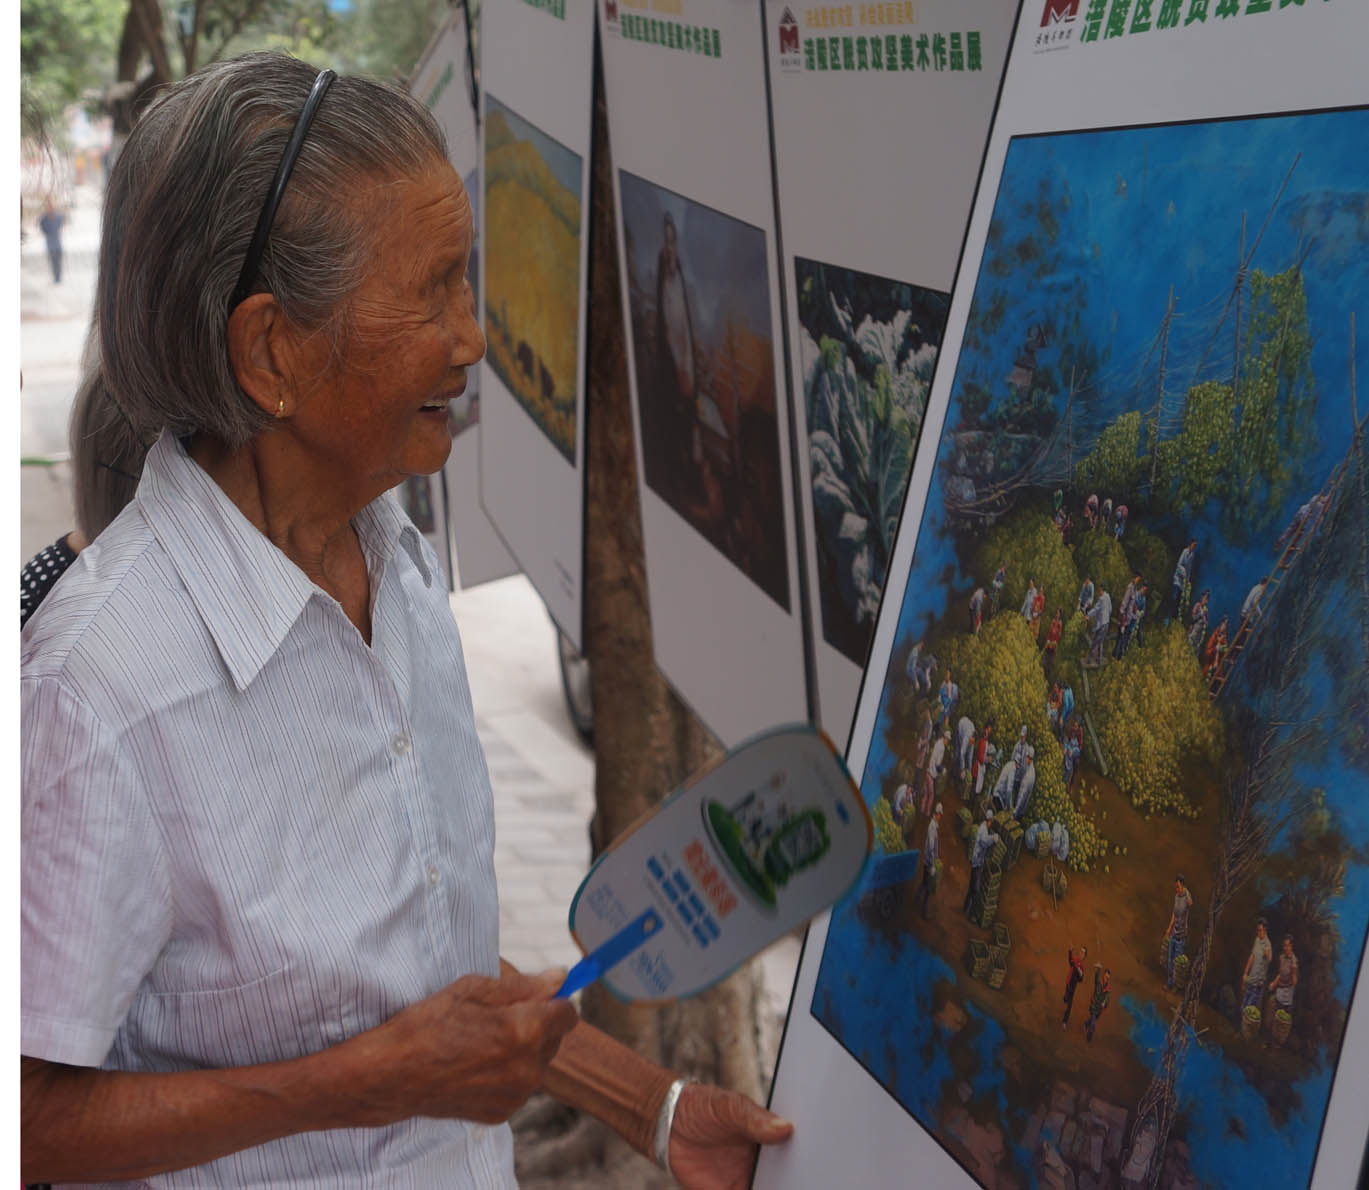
xmin=229 ymin=69 xmax=337 ymax=311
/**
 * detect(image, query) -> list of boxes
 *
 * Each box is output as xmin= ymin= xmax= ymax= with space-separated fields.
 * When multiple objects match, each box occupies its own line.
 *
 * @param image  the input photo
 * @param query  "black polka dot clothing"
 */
xmin=20 ymin=534 xmax=78 ymax=629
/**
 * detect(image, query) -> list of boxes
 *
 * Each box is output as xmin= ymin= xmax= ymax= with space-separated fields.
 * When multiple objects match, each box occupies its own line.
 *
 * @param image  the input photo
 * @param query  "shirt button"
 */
xmin=392 ymin=733 xmax=412 ymax=756
xmin=427 ymin=866 xmax=441 ymax=888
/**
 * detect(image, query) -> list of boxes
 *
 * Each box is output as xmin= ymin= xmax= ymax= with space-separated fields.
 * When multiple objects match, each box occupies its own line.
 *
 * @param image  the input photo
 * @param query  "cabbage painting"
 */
xmin=795 ymin=258 xmax=949 ymax=665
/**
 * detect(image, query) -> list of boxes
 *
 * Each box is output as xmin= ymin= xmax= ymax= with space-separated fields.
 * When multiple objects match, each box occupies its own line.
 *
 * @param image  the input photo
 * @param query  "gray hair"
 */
xmin=70 ymin=311 xmax=141 ymax=540
xmin=92 ymin=52 xmax=448 ymax=470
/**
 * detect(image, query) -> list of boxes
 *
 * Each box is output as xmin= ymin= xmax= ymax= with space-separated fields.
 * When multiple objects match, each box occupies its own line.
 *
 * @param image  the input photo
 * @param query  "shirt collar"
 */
xmin=354 ymin=485 xmax=434 ymax=592
xmin=137 ymin=432 xmax=431 ymax=692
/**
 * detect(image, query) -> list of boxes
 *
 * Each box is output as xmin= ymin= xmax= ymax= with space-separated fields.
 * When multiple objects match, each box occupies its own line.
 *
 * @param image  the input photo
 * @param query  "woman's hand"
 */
xmin=358 ymin=967 xmax=580 ymax=1126
xmin=667 ymin=1082 xmax=793 ymax=1189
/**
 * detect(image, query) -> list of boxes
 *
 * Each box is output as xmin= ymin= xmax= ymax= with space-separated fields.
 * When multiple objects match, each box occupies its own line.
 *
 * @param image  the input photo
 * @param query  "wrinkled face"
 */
xmin=289 ymin=162 xmax=485 ymax=493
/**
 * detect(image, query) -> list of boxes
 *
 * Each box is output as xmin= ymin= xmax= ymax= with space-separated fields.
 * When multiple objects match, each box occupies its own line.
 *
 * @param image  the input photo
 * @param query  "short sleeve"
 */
xmin=22 ymin=675 xmax=173 ymax=1067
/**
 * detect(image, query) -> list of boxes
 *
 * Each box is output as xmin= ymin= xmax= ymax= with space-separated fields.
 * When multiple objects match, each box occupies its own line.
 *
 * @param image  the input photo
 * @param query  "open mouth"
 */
xmin=421 ymin=381 xmax=467 ymax=413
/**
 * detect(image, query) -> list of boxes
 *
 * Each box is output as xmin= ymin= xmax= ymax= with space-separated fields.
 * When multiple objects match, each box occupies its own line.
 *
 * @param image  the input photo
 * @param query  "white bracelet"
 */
xmin=653 ymin=1077 xmax=688 ymax=1175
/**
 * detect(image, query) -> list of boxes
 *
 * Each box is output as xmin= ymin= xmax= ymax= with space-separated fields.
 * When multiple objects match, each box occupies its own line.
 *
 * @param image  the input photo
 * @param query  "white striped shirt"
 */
xmin=22 ymin=432 xmax=515 ymax=1188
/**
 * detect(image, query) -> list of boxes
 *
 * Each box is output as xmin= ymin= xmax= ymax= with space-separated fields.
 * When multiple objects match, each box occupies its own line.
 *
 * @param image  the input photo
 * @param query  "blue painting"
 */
xmin=812 ymin=106 xmax=1369 ymax=1190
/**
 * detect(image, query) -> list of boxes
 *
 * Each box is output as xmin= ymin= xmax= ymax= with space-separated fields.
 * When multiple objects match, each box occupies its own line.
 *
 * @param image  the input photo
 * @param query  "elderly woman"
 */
xmin=20 ymin=54 xmax=790 ymax=1187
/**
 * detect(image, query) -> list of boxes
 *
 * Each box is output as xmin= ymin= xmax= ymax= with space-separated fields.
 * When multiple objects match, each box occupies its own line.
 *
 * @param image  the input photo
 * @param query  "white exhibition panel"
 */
xmin=408 ymin=8 xmax=520 ymax=591
xmin=765 ymin=0 xmax=1014 ymax=743
xmin=479 ymin=0 xmax=594 ymax=646
xmin=600 ymin=0 xmax=808 ymax=748
xmin=445 ymin=414 xmax=521 ymax=588
xmin=762 ymin=4 xmax=1369 ymax=1189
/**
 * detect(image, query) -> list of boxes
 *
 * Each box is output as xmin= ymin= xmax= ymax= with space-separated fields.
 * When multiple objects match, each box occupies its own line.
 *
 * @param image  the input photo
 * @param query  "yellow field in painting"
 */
xmin=484 ymin=111 xmax=581 ymax=463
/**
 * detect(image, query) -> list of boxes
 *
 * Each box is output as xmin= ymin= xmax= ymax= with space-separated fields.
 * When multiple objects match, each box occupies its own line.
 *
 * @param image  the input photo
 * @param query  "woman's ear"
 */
xmin=227 ymin=293 xmax=292 ymax=418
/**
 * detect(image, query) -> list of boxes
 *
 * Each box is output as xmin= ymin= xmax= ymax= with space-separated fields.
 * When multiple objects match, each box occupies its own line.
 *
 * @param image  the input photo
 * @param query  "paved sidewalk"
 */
xmin=20 ymin=183 xmax=102 ymax=567
xmin=449 ymin=574 xmax=597 ymax=974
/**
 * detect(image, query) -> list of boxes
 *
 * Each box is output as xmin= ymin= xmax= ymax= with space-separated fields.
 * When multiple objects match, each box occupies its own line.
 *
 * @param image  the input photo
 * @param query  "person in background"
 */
xmin=1266 ymin=934 xmax=1300 ymax=1037
xmin=1084 ymin=583 xmax=1112 ymax=669
xmin=1061 ymin=945 xmax=1087 ymax=1028
xmin=936 ymin=666 xmax=958 ymax=731
xmin=1187 ymin=589 xmax=1211 ymax=653
xmin=21 ymin=54 xmax=789 ymax=1188
xmin=969 ymin=583 xmax=986 ymax=635
xmin=1204 ymin=617 xmax=1230 ymax=680
xmin=1042 ymin=608 xmax=1063 ymax=673
xmin=20 ymin=321 xmax=142 ymax=627
xmin=1164 ymin=874 xmax=1194 ymax=990
xmin=1084 ymin=965 xmax=1112 ymax=1042
xmin=39 ymin=197 xmax=65 ymax=283
xmin=955 ymin=713 xmax=976 ymax=781
xmin=970 ymin=720 xmax=995 ymax=799
xmin=914 ymin=803 xmax=942 ymax=920
xmin=21 ymin=531 xmax=83 ymax=628
xmin=1242 ymin=576 xmax=1270 ymax=626
xmin=1242 ymin=917 xmax=1273 ymax=1011
xmin=1062 ymin=721 xmax=1083 ymax=791
xmin=1078 ymin=573 xmax=1095 ymax=615
xmin=914 ymin=705 xmax=934 ymax=784
xmin=963 ymin=810 xmax=997 ymax=915
xmin=1172 ymin=539 xmax=1197 ymax=615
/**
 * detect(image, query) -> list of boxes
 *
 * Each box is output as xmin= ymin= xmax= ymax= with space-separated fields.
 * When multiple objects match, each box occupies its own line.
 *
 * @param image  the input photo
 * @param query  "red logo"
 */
xmin=605 ymin=0 xmax=618 ymax=21
xmin=1041 ymin=0 xmax=1079 ymax=25
xmin=778 ymin=7 xmax=800 ymax=54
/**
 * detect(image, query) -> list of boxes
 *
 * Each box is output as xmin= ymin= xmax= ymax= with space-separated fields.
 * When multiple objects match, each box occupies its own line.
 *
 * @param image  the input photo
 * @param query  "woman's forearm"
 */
xmin=24 ymin=969 xmax=580 ymax=1184
xmin=541 ymin=1019 xmax=676 ymax=1160
xmin=21 ymin=1039 xmax=390 ymax=1184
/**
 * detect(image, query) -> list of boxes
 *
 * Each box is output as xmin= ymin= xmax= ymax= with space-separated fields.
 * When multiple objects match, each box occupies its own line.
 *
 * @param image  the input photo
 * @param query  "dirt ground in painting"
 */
xmin=866 ymin=730 xmax=1314 ymax=1182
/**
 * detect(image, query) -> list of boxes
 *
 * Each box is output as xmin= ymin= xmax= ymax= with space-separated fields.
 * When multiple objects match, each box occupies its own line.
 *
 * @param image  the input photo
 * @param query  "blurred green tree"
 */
xmin=21 ymin=0 xmax=127 ymax=134
xmin=21 ymin=0 xmax=455 ymax=141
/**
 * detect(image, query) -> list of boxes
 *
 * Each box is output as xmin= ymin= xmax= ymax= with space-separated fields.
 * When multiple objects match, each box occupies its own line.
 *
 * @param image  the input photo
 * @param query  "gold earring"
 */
xmin=275 ymin=397 xmax=285 ymax=419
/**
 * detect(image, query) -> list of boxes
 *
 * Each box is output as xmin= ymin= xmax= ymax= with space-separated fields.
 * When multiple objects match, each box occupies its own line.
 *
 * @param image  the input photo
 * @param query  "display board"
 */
xmin=765 ymin=0 xmax=1014 ymax=742
xmin=600 ymin=0 xmax=808 ymax=746
xmin=762 ymin=4 xmax=1369 ymax=1189
xmin=409 ymin=8 xmax=521 ymax=591
xmin=478 ymin=0 xmax=594 ymax=644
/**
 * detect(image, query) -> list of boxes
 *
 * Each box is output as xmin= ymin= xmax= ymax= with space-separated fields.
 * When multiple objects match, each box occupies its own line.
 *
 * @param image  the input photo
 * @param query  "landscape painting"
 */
xmin=619 ymin=170 xmax=790 ymax=611
xmin=812 ymin=106 xmax=1369 ymax=1190
xmin=483 ymin=95 xmax=581 ymax=463
xmin=795 ymin=257 xmax=949 ymax=665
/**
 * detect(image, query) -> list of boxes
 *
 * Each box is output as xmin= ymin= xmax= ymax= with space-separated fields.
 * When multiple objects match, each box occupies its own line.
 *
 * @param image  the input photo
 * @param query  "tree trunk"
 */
xmin=514 ymin=40 xmax=775 ymax=1189
xmin=111 ymin=0 xmax=174 ymax=138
